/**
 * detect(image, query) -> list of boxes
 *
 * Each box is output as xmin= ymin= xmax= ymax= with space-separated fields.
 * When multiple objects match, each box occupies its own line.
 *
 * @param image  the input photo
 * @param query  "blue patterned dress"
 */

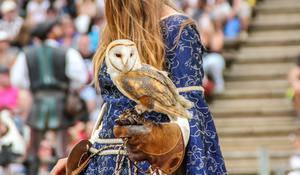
xmin=83 ymin=15 xmax=227 ymax=175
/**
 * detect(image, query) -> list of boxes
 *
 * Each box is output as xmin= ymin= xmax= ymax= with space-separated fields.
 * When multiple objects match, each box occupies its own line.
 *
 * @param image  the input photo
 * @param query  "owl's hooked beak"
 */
xmin=122 ymin=56 xmax=130 ymax=72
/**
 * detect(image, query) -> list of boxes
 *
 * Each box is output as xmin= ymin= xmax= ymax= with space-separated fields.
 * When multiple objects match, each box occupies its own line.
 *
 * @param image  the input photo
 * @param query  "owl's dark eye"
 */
xmin=115 ymin=53 xmax=122 ymax=58
xmin=130 ymin=52 xmax=133 ymax=57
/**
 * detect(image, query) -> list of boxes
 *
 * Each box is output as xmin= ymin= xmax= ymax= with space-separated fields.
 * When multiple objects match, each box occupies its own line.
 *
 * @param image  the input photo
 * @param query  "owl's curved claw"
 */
xmin=134 ymin=105 xmax=147 ymax=115
xmin=115 ymin=108 xmax=145 ymax=126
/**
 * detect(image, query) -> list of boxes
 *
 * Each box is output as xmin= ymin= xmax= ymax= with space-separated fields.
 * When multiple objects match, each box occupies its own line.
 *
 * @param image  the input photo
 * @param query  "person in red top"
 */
xmin=0 ymin=66 xmax=18 ymax=111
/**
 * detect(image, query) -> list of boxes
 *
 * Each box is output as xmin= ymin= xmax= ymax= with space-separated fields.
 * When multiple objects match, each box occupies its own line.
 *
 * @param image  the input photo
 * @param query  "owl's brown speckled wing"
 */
xmin=140 ymin=64 xmax=179 ymax=98
xmin=114 ymin=64 xmax=193 ymax=119
xmin=115 ymin=69 xmax=177 ymax=108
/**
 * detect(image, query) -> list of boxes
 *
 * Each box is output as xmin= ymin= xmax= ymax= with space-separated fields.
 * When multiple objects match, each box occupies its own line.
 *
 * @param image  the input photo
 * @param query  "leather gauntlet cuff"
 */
xmin=114 ymin=122 xmax=185 ymax=174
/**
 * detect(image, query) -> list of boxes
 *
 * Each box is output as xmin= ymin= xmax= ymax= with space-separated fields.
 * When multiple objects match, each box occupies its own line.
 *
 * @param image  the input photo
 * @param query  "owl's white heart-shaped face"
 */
xmin=106 ymin=40 xmax=142 ymax=75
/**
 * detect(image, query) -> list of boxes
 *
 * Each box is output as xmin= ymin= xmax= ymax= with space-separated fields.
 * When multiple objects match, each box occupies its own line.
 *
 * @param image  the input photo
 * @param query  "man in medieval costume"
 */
xmin=10 ymin=19 xmax=88 ymax=175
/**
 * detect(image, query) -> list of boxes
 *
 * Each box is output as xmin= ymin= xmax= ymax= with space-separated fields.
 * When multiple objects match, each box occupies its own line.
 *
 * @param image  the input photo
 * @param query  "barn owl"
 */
xmin=105 ymin=39 xmax=193 ymax=119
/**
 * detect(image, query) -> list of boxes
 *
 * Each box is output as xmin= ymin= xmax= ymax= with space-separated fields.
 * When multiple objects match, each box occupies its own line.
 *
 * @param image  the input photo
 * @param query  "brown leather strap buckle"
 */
xmin=66 ymin=140 xmax=92 ymax=175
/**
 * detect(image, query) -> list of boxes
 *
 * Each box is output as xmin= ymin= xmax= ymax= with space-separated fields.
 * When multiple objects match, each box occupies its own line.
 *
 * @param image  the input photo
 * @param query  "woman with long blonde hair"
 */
xmin=52 ymin=0 xmax=227 ymax=174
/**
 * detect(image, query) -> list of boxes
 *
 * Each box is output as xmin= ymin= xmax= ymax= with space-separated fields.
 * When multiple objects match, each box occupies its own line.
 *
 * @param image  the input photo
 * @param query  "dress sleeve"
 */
xmin=165 ymin=23 xmax=204 ymax=88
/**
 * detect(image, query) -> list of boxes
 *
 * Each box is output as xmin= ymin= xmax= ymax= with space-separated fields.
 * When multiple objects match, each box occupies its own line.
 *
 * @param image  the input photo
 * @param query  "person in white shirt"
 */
xmin=288 ymin=129 xmax=300 ymax=175
xmin=26 ymin=0 xmax=50 ymax=26
xmin=0 ymin=0 xmax=24 ymax=42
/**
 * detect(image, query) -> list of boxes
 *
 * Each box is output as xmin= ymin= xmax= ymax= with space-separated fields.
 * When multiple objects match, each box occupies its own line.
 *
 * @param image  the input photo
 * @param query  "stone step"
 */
xmin=218 ymin=1 xmax=300 ymax=174
xmin=225 ymin=156 xmax=290 ymax=175
xmin=225 ymin=79 xmax=289 ymax=89
xmin=245 ymin=30 xmax=300 ymax=47
xmin=225 ymin=73 xmax=284 ymax=81
xmin=225 ymin=63 xmax=293 ymax=81
xmin=222 ymin=144 xmax=292 ymax=153
xmin=236 ymin=53 xmax=296 ymax=64
xmin=215 ymin=116 xmax=295 ymax=127
xmin=223 ymin=146 xmax=292 ymax=154
xmin=215 ymin=88 xmax=285 ymax=99
xmin=218 ymin=123 xmax=297 ymax=137
xmin=251 ymin=14 xmax=300 ymax=31
xmin=250 ymin=29 xmax=300 ymax=38
xmin=229 ymin=62 xmax=293 ymax=74
xmin=236 ymin=45 xmax=300 ymax=63
xmin=254 ymin=0 xmax=300 ymax=15
xmin=212 ymin=105 xmax=294 ymax=118
xmin=223 ymin=38 xmax=240 ymax=49
xmin=255 ymin=1 xmax=300 ymax=14
xmin=251 ymin=22 xmax=300 ymax=31
xmin=220 ymin=136 xmax=293 ymax=152
xmin=259 ymin=0 xmax=300 ymax=5
xmin=224 ymin=151 xmax=292 ymax=160
xmin=212 ymin=98 xmax=291 ymax=108
xmin=211 ymin=98 xmax=294 ymax=117
xmin=240 ymin=44 xmax=300 ymax=54
xmin=254 ymin=13 xmax=300 ymax=23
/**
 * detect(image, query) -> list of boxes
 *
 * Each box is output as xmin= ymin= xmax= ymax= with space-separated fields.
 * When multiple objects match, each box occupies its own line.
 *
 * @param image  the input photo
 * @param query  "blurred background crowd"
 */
xmin=0 ymin=0 xmax=259 ymax=174
xmin=0 ymin=0 xmax=106 ymax=174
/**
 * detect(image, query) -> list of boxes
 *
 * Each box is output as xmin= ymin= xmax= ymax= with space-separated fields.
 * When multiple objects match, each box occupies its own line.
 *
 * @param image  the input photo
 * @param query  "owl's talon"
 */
xmin=116 ymin=108 xmax=145 ymax=126
xmin=135 ymin=105 xmax=146 ymax=115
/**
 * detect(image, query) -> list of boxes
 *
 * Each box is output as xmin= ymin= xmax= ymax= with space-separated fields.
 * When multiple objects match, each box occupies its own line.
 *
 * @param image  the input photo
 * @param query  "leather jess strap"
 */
xmin=177 ymin=86 xmax=204 ymax=93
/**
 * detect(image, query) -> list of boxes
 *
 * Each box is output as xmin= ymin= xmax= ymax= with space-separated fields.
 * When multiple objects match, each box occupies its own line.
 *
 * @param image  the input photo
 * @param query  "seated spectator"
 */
xmin=61 ymin=0 xmax=77 ymax=18
xmin=209 ymin=0 xmax=232 ymax=51
xmin=247 ymin=0 xmax=257 ymax=7
xmin=60 ymin=15 xmax=80 ymax=48
xmin=223 ymin=15 xmax=241 ymax=39
xmin=68 ymin=121 xmax=89 ymax=150
xmin=37 ymin=139 xmax=56 ymax=174
xmin=26 ymin=0 xmax=50 ymax=26
xmin=192 ymin=0 xmax=214 ymax=48
xmin=288 ymin=129 xmax=300 ymax=175
xmin=89 ymin=14 xmax=105 ymax=53
xmin=202 ymin=75 xmax=216 ymax=101
xmin=226 ymin=0 xmax=252 ymax=39
xmin=0 ymin=32 xmax=32 ymax=131
xmin=0 ymin=64 xmax=30 ymax=132
xmin=0 ymin=112 xmax=26 ymax=175
xmin=203 ymin=52 xmax=226 ymax=94
xmin=46 ymin=4 xmax=60 ymax=21
xmin=76 ymin=0 xmax=98 ymax=19
xmin=191 ymin=0 xmax=226 ymax=96
xmin=288 ymin=55 xmax=300 ymax=118
xmin=0 ymin=0 xmax=24 ymax=42
xmin=95 ymin=0 xmax=105 ymax=13
xmin=0 ymin=66 xmax=18 ymax=112
xmin=0 ymin=31 xmax=17 ymax=69
xmin=74 ymin=0 xmax=98 ymax=34
xmin=78 ymin=34 xmax=99 ymax=123
xmin=0 ymin=66 xmax=26 ymax=175
xmin=211 ymin=0 xmax=232 ymax=23
xmin=12 ymin=24 xmax=31 ymax=48
xmin=182 ymin=0 xmax=199 ymax=16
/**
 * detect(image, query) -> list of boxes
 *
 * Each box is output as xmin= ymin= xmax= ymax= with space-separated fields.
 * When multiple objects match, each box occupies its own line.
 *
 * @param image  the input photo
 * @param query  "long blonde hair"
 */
xmin=93 ymin=0 xmax=191 ymax=89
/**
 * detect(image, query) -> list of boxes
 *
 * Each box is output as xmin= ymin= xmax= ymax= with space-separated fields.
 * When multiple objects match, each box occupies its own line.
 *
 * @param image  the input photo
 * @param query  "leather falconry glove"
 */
xmin=113 ymin=111 xmax=185 ymax=174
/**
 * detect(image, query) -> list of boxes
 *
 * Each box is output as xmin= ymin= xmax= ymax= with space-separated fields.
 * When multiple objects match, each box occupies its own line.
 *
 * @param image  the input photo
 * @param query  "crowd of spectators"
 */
xmin=182 ymin=0 xmax=255 ymax=97
xmin=0 ymin=0 xmax=104 ymax=174
xmin=0 ymin=0 xmax=255 ymax=174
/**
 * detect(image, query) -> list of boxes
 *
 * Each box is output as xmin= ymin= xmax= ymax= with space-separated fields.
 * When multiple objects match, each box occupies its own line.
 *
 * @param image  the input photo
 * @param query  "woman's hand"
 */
xmin=113 ymin=114 xmax=185 ymax=174
xmin=51 ymin=158 xmax=67 ymax=175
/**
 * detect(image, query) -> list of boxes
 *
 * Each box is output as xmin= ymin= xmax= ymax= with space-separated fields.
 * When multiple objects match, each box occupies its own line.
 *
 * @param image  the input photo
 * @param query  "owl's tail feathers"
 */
xmin=178 ymin=95 xmax=194 ymax=109
xmin=154 ymin=102 xmax=192 ymax=119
